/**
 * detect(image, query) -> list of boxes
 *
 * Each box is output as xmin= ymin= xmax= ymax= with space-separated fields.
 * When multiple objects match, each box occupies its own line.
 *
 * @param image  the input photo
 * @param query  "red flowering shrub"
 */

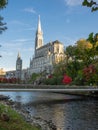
xmin=82 ymin=64 xmax=98 ymax=85
xmin=48 ymin=75 xmax=53 ymax=79
xmin=0 ymin=77 xmax=18 ymax=83
xmin=83 ymin=65 xmax=96 ymax=81
xmin=62 ymin=74 xmax=72 ymax=84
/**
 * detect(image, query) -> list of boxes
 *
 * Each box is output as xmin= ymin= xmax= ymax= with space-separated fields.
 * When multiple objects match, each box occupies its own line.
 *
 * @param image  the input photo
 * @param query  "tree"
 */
xmin=0 ymin=0 xmax=8 ymax=34
xmin=82 ymin=0 xmax=98 ymax=12
xmin=87 ymin=33 xmax=98 ymax=62
xmin=0 ymin=0 xmax=8 ymax=57
xmin=75 ymin=39 xmax=93 ymax=66
xmin=75 ymin=33 xmax=98 ymax=67
xmin=65 ymin=45 xmax=77 ymax=62
xmin=0 ymin=0 xmax=7 ymax=9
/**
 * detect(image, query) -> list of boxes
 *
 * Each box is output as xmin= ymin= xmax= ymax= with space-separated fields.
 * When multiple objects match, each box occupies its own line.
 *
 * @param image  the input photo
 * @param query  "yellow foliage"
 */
xmin=95 ymin=41 xmax=98 ymax=47
xmin=86 ymin=42 xmax=92 ymax=49
xmin=76 ymin=39 xmax=92 ymax=50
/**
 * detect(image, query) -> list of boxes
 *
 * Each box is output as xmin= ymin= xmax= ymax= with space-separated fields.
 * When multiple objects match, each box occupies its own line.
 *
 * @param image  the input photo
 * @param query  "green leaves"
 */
xmin=0 ymin=0 xmax=8 ymax=34
xmin=92 ymin=7 xmax=98 ymax=12
xmin=87 ymin=32 xmax=94 ymax=43
xmin=82 ymin=0 xmax=88 ymax=6
xmin=0 ymin=0 xmax=8 ymax=9
xmin=82 ymin=0 xmax=98 ymax=12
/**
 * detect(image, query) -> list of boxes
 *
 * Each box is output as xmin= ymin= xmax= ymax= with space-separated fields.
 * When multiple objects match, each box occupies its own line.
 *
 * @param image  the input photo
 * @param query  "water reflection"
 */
xmin=0 ymin=91 xmax=98 ymax=130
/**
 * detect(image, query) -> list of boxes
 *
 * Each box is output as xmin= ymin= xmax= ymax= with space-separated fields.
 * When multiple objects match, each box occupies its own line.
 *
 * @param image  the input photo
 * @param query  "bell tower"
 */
xmin=16 ymin=52 xmax=22 ymax=79
xmin=35 ymin=15 xmax=43 ymax=52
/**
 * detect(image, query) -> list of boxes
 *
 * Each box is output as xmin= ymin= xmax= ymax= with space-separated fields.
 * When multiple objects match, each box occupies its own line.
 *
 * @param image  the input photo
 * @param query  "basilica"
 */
xmin=7 ymin=16 xmax=65 ymax=80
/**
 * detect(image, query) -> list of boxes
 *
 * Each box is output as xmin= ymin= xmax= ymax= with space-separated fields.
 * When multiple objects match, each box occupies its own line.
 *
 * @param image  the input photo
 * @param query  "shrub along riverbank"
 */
xmin=0 ymin=103 xmax=41 ymax=130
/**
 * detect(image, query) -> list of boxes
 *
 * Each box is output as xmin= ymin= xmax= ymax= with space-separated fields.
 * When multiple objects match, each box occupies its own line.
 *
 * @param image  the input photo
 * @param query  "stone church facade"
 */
xmin=6 ymin=16 xmax=65 ymax=80
xmin=29 ymin=16 xmax=64 ymax=75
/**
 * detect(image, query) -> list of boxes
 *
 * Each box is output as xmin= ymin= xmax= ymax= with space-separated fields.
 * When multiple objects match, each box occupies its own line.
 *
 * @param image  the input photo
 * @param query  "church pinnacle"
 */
xmin=38 ymin=15 xmax=41 ymax=33
xmin=35 ymin=15 xmax=43 ymax=50
xmin=17 ymin=52 xmax=21 ymax=59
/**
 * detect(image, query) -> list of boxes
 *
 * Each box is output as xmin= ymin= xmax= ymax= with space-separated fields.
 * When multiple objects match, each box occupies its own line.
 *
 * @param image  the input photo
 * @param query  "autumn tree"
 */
xmin=75 ymin=39 xmax=93 ymax=66
xmin=64 ymin=45 xmax=82 ymax=80
xmin=87 ymin=33 xmax=98 ymax=62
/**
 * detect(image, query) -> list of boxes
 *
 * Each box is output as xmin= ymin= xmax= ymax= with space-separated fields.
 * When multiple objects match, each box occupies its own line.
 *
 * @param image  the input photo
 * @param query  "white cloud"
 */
xmin=1 ymin=51 xmax=14 ymax=56
xmin=9 ymin=20 xmax=29 ymax=26
xmin=22 ymin=27 xmax=35 ymax=31
xmin=65 ymin=0 xmax=82 ymax=6
xmin=16 ymin=27 xmax=35 ymax=32
xmin=24 ymin=8 xmax=36 ymax=14
xmin=12 ymin=38 xmax=32 ymax=43
xmin=2 ymin=42 xmax=23 ymax=48
xmin=3 ymin=38 xmax=33 ymax=44
xmin=1 ymin=39 xmax=34 ymax=52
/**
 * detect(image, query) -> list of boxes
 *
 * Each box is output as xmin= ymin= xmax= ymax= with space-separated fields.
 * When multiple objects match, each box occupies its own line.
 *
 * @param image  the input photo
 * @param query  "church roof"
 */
xmin=36 ymin=40 xmax=63 ymax=50
xmin=52 ymin=40 xmax=63 ymax=45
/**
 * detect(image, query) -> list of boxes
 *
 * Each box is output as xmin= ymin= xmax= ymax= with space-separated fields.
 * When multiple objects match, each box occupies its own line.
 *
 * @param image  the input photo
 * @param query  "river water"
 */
xmin=0 ymin=91 xmax=98 ymax=130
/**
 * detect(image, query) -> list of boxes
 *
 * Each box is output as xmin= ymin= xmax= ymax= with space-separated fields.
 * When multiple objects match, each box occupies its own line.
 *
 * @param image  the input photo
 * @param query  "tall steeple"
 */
xmin=38 ymin=15 xmax=41 ymax=33
xmin=35 ymin=15 xmax=43 ymax=51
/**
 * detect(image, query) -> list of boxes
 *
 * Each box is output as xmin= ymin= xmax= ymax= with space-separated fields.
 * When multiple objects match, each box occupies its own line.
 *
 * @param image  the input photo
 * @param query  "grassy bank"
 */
xmin=0 ymin=103 xmax=41 ymax=130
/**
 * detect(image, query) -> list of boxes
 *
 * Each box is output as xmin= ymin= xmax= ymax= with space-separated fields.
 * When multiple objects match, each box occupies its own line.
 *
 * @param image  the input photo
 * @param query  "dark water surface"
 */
xmin=0 ymin=91 xmax=98 ymax=130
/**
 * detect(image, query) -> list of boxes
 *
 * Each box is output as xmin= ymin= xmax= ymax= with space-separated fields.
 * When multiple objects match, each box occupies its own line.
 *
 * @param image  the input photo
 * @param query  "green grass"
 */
xmin=0 ymin=103 xmax=41 ymax=130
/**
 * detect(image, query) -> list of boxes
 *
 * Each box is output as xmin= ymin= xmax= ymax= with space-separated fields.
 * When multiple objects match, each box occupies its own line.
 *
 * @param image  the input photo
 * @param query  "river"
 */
xmin=0 ymin=91 xmax=98 ymax=130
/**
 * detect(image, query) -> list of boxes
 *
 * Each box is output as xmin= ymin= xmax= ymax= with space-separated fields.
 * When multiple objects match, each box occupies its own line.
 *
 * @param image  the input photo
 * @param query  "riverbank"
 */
xmin=0 ymin=83 xmax=98 ymax=89
xmin=0 ymin=97 xmax=41 ymax=130
xmin=0 ymin=95 xmax=57 ymax=130
xmin=0 ymin=95 xmax=41 ymax=130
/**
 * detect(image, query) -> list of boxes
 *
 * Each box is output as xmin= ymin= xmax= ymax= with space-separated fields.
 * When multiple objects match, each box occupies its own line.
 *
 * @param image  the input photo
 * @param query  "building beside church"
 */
xmin=16 ymin=52 xmax=22 ymax=79
xmin=6 ymin=52 xmax=22 ymax=79
xmin=6 ymin=16 xmax=65 ymax=80
xmin=0 ymin=68 xmax=6 ymax=77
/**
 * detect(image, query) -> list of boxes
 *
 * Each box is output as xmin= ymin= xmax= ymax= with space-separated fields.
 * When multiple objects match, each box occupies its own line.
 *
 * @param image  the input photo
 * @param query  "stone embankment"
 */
xmin=0 ymin=83 xmax=98 ymax=97
xmin=0 ymin=95 xmax=57 ymax=130
xmin=0 ymin=83 xmax=97 ymax=89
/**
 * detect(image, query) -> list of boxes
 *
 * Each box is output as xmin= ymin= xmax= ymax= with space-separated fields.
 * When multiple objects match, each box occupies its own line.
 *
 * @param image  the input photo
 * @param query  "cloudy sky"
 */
xmin=0 ymin=0 xmax=98 ymax=71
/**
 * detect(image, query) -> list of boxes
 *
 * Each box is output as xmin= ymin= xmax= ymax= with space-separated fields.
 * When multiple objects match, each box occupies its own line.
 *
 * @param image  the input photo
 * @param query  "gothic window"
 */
xmin=57 ymin=46 xmax=59 ymax=52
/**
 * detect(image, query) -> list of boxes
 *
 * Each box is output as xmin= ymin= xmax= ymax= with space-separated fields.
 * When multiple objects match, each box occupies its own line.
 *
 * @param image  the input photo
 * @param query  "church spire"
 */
xmin=38 ymin=15 xmax=41 ymax=33
xmin=35 ymin=15 xmax=43 ymax=51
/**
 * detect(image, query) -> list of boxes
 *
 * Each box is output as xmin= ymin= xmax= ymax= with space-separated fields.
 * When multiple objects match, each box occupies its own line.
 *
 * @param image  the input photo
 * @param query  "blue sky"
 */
xmin=0 ymin=0 xmax=98 ymax=71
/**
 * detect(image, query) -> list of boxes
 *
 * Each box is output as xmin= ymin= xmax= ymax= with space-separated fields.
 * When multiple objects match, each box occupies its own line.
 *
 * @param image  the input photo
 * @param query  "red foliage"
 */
xmin=0 ymin=77 xmax=18 ymax=83
xmin=48 ymin=75 xmax=53 ymax=79
xmin=83 ymin=65 xmax=96 ymax=81
xmin=62 ymin=74 xmax=72 ymax=84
